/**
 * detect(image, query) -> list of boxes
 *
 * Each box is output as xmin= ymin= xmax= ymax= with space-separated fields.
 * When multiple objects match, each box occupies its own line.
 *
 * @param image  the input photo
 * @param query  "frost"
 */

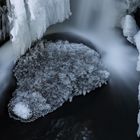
xmin=135 ymin=31 xmax=140 ymax=136
xmin=8 ymin=40 xmax=109 ymax=122
xmin=8 ymin=0 xmax=71 ymax=58
xmin=12 ymin=102 xmax=32 ymax=120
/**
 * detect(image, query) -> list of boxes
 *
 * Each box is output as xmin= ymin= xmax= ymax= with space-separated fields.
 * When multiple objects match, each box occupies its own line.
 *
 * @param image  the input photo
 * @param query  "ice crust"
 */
xmin=8 ymin=0 xmax=71 ymax=58
xmin=8 ymin=40 xmax=109 ymax=122
xmin=121 ymin=1 xmax=140 ymax=137
xmin=122 ymin=15 xmax=139 ymax=44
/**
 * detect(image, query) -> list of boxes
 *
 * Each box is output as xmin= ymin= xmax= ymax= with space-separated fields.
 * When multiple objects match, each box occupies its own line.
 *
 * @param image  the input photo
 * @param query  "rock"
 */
xmin=122 ymin=15 xmax=139 ymax=44
xmin=8 ymin=40 xmax=109 ymax=122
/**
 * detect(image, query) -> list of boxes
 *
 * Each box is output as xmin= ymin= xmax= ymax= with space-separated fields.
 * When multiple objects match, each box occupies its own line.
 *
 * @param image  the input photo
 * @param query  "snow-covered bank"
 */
xmin=8 ymin=0 xmax=71 ymax=58
xmin=8 ymin=40 xmax=109 ymax=122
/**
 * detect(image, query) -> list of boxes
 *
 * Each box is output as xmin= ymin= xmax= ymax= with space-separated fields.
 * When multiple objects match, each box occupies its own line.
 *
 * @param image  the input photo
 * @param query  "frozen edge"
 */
xmin=8 ymin=40 xmax=110 ymax=122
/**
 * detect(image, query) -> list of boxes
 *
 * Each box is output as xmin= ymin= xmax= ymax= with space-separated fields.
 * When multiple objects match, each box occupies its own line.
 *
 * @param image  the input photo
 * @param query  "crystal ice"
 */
xmin=8 ymin=0 xmax=71 ymax=58
xmin=8 ymin=40 xmax=109 ymax=122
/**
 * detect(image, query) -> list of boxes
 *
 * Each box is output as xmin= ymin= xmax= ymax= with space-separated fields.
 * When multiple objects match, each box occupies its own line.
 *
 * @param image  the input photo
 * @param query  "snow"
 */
xmin=8 ymin=0 xmax=71 ymax=58
xmin=8 ymin=40 xmax=109 ymax=122
xmin=135 ymin=31 xmax=140 ymax=137
xmin=122 ymin=15 xmax=139 ymax=44
xmin=12 ymin=102 xmax=32 ymax=120
xmin=9 ymin=0 xmax=31 ymax=57
xmin=134 ymin=31 xmax=140 ymax=71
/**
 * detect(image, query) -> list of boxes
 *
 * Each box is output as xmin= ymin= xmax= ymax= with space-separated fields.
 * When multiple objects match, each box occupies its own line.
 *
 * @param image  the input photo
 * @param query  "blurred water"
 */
xmin=48 ymin=0 xmax=139 ymax=86
xmin=0 ymin=0 xmax=140 ymax=140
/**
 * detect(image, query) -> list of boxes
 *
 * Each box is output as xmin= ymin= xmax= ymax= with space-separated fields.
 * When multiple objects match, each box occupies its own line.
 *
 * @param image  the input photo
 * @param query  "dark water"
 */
xmin=0 ymin=33 xmax=140 ymax=140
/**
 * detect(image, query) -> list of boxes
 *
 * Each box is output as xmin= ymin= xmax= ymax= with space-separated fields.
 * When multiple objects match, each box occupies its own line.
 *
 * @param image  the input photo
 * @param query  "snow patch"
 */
xmin=122 ymin=15 xmax=139 ymax=44
xmin=13 ymin=102 xmax=32 ymax=120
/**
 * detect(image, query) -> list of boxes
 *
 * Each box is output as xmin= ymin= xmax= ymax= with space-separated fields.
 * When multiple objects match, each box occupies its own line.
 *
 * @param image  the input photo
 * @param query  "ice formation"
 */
xmin=135 ymin=31 xmax=140 ymax=137
xmin=117 ymin=2 xmax=140 ymax=136
xmin=8 ymin=40 xmax=109 ymax=122
xmin=8 ymin=0 xmax=71 ymax=58
xmin=121 ymin=1 xmax=140 ymax=137
xmin=122 ymin=15 xmax=139 ymax=44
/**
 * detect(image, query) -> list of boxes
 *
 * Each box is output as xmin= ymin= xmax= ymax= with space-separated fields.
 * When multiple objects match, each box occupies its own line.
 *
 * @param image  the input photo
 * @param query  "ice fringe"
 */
xmin=135 ymin=32 xmax=140 ymax=137
xmin=8 ymin=0 xmax=71 ymax=58
xmin=120 ymin=1 xmax=140 ymax=136
xmin=8 ymin=40 xmax=109 ymax=122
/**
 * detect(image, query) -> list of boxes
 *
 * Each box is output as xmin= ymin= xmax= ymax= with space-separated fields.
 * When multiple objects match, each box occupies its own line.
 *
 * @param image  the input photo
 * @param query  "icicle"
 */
xmin=9 ymin=0 xmax=31 ymax=58
xmin=8 ymin=0 xmax=71 ymax=58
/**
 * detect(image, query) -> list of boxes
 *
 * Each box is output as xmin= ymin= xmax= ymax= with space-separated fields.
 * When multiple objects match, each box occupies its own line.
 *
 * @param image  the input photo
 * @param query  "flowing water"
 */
xmin=0 ymin=0 xmax=140 ymax=140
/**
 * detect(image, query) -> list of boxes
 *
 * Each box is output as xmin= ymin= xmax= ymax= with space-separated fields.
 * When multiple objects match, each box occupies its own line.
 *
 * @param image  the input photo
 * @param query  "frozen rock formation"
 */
xmin=121 ymin=1 xmax=140 ymax=137
xmin=8 ymin=0 xmax=71 ymax=58
xmin=135 ymin=31 xmax=140 ymax=137
xmin=122 ymin=15 xmax=139 ymax=44
xmin=134 ymin=31 xmax=140 ymax=71
xmin=120 ymin=0 xmax=140 ymax=44
xmin=120 ymin=1 xmax=140 ymax=137
xmin=8 ymin=40 xmax=109 ymax=122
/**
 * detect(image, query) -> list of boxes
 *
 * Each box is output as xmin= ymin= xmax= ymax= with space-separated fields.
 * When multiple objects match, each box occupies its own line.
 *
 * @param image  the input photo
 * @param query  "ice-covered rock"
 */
xmin=8 ymin=0 xmax=71 ymax=58
xmin=134 ymin=31 xmax=140 ymax=71
xmin=134 ymin=31 xmax=140 ymax=137
xmin=8 ymin=40 xmax=109 ymax=122
xmin=121 ymin=15 xmax=139 ymax=44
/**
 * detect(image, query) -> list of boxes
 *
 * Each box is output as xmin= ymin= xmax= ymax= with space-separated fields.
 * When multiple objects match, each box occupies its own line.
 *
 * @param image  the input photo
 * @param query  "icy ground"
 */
xmin=8 ymin=40 xmax=109 ymax=122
